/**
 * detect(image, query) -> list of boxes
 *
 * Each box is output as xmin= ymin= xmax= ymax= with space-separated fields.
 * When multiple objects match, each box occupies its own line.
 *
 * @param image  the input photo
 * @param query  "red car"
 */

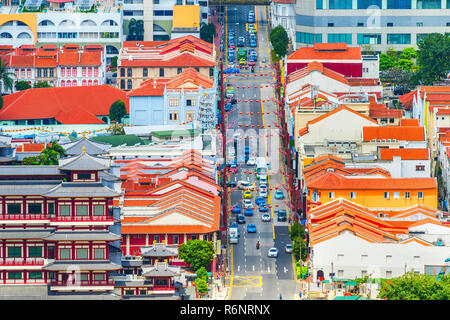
xmin=248 ymin=60 xmax=255 ymax=66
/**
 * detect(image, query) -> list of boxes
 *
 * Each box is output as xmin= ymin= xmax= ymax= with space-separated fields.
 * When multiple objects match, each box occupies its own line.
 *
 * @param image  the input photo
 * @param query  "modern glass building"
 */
xmin=295 ymin=0 xmax=450 ymax=52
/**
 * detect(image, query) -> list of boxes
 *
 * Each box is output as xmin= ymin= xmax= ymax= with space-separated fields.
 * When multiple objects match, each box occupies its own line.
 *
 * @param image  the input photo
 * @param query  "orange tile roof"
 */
xmin=288 ymin=44 xmax=361 ymax=61
xmin=120 ymin=53 xmax=215 ymax=68
xmin=363 ymin=125 xmax=425 ymax=142
xmin=399 ymin=118 xmax=419 ymax=126
xmin=437 ymin=108 xmax=450 ymax=115
xmin=379 ymin=148 xmax=429 ymax=160
xmin=0 ymin=85 xmax=128 ymax=124
xmin=58 ymin=50 xmax=102 ymax=66
xmin=307 ymin=171 xmax=437 ymax=190
xmin=16 ymin=143 xmax=46 ymax=152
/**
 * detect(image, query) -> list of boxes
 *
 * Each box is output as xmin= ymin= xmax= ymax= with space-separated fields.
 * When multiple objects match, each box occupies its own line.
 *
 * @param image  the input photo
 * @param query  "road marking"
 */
xmin=238 ymin=265 xmax=240 ymax=272
xmin=284 ymin=267 xmax=288 ymax=273
xmin=268 ymin=266 xmax=270 ymax=273
xmin=231 ymin=276 xmax=262 ymax=288
xmin=252 ymin=265 xmax=255 ymax=271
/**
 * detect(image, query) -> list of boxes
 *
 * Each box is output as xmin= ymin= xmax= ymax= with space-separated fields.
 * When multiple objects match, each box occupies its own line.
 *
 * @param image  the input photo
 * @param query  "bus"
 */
xmin=256 ymin=157 xmax=268 ymax=179
xmin=229 ymin=226 xmax=239 ymax=244
xmin=237 ymin=48 xmax=247 ymax=60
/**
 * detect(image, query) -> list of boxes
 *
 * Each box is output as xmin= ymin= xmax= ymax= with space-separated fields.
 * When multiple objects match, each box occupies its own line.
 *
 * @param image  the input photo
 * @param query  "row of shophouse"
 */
xmin=284 ymin=43 xmax=450 ymax=288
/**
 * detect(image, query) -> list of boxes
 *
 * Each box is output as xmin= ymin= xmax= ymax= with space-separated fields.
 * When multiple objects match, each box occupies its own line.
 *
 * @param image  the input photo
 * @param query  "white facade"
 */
xmin=311 ymin=232 xmax=450 ymax=281
xmin=57 ymin=65 xmax=105 ymax=87
xmin=271 ymin=1 xmax=296 ymax=50
xmin=12 ymin=67 xmax=35 ymax=88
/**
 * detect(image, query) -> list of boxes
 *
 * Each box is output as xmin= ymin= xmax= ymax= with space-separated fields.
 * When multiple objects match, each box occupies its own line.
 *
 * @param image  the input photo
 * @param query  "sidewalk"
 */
xmin=210 ymin=278 xmax=228 ymax=300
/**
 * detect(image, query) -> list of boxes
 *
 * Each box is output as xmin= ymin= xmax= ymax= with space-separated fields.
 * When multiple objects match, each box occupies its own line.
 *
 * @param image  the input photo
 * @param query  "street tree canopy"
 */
xmin=200 ymin=22 xmax=216 ymax=44
xmin=178 ymin=239 xmax=215 ymax=271
xmin=378 ymin=272 xmax=450 ymax=300
xmin=34 ymin=81 xmax=51 ymax=88
xmin=109 ymin=99 xmax=127 ymax=123
xmin=15 ymin=80 xmax=32 ymax=91
xmin=416 ymin=32 xmax=450 ymax=84
xmin=269 ymin=25 xmax=289 ymax=58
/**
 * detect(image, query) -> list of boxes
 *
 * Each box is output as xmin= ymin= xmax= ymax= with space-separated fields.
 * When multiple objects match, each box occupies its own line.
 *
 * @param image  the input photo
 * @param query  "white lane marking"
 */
xmin=238 ymin=265 xmax=240 ymax=272
xmin=253 ymin=265 xmax=255 ymax=271
xmin=268 ymin=266 xmax=270 ymax=272
xmin=284 ymin=267 xmax=288 ymax=273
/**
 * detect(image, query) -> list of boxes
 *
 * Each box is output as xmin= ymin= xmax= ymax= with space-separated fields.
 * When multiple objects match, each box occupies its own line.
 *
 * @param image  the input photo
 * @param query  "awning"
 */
xmin=345 ymin=281 xmax=358 ymax=286
xmin=322 ymin=280 xmax=330 ymax=284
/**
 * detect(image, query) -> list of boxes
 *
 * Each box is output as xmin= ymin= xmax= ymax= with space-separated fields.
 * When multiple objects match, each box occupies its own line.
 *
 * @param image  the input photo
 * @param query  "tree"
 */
xmin=0 ymin=59 xmax=14 ymax=94
xmin=289 ymin=222 xmax=308 ymax=262
xmin=110 ymin=56 xmax=118 ymax=69
xmin=109 ymin=99 xmax=127 ymax=123
xmin=195 ymin=278 xmax=209 ymax=295
xmin=15 ymin=80 xmax=31 ymax=91
xmin=269 ymin=25 xmax=289 ymax=58
xmin=178 ymin=239 xmax=215 ymax=271
xmin=378 ymin=272 xmax=450 ymax=300
xmin=200 ymin=22 xmax=216 ymax=44
xmin=48 ymin=142 xmax=66 ymax=158
xmin=196 ymin=266 xmax=209 ymax=282
xmin=37 ymin=148 xmax=59 ymax=165
xmin=33 ymin=81 xmax=51 ymax=88
xmin=416 ymin=33 xmax=450 ymax=84
xmin=380 ymin=67 xmax=415 ymax=89
xmin=22 ymin=156 xmax=39 ymax=165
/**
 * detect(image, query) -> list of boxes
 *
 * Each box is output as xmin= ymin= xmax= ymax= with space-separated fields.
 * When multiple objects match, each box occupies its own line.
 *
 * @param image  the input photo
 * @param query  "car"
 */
xmin=250 ymin=40 xmax=257 ymax=47
xmin=228 ymin=55 xmax=235 ymax=62
xmin=248 ymin=60 xmax=255 ymax=66
xmin=255 ymin=196 xmax=265 ymax=206
xmin=224 ymin=67 xmax=240 ymax=74
xmin=285 ymin=243 xmax=293 ymax=253
xmin=274 ymin=190 xmax=284 ymax=200
xmin=231 ymin=204 xmax=241 ymax=214
xmin=236 ymin=214 xmax=245 ymax=224
xmin=268 ymin=248 xmax=278 ymax=258
xmin=230 ymin=222 xmax=238 ymax=228
xmin=243 ymin=199 xmax=254 ymax=209
xmin=229 ymin=167 xmax=238 ymax=174
xmin=243 ymin=190 xmax=252 ymax=199
xmin=277 ymin=210 xmax=287 ymax=222
xmin=226 ymin=181 xmax=237 ymax=188
xmin=244 ymin=207 xmax=254 ymax=216
xmin=246 ymin=157 xmax=256 ymax=166
xmin=259 ymin=204 xmax=269 ymax=212
xmin=260 ymin=177 xmax=268 ymax=185
xmin=239 ymin=58 xmax=246 ymax=66
xmin=247 ymin=223 xmax=257 ymax=233
xmin=238 ymin=180 xmax=251 ymax=190
xmin=228 ymin=42 xmax=235 ymax=49
xmin=237 ymin=37 xmax=245 ymax=47
xmin=259 ymin=189 xmax=268 ymax=198
xmin=248 ymin=24 xmax=255 ymax=31
xmin=244 ymin=183 xmax=255 ymax=191
xmin=225 ymin=103 xmax=233 ymax=112
xmin=259 ymin=184 xmax=267 ymax=191
xmin=261 ymin=213 xmax=271 ymax=222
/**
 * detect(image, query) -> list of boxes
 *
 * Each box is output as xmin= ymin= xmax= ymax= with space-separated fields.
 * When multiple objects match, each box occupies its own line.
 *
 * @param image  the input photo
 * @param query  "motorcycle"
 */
xmin=256 ymin=241 xmax=260 ymax=249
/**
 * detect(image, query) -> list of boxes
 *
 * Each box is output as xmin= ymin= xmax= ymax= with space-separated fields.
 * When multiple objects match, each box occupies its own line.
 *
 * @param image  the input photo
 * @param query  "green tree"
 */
xmin=269 ymin=25 xmax=289 ymax=58
xmin=416 ymin=33 xmax=450 ymax=84
xmin=0 ymin=59 xmax=14 ymax=94
xmin=289 ymin=222 xmax=308 ymax=262
xmin=196 ymin=266 xmax=209 ymax=282
xmin=37 ymin=148 xmax=59 ymax=165
xmin=178 ymin=239 xmax=215 ymax=271
xmin=33 ymin=81 xmax=51 ymax=88
xmin=22 ymin=156 xmax=39 ymax=165
xmin=195 ymin=278 xmax=208 ymax=295
xmin=15 ymin=80 xmax=31 ymax=91
xmin=109 ymin=99 xmax=127 ymax=123
xmin=200 ymin=22 xmax=216 ymax=44
xmin=378 ymin=272 xmax=450 ymax=300
xmin=110 ymin=56 xmax=118 ymax=68
xmin=400 ymin=47 xmax=417 ymax=60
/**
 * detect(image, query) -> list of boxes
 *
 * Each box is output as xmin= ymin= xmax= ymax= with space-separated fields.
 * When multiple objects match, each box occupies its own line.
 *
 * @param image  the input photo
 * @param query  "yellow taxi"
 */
xmin=243 ymin=190 xmax=253 ymax=199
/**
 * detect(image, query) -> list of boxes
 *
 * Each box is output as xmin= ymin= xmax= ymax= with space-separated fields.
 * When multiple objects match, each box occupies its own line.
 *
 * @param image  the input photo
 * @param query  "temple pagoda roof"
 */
xmin=140 ymin=243 xmax=179 ymax=257
xmin=43 ymin=182 xmax=119 ymax=198
xmin=61 ymin=137 xmax=112 ymax=156
xmin=58 ymin=151 xmax=110 ymax=171
xmin=142 ymin=262 xmax=180 ymax=277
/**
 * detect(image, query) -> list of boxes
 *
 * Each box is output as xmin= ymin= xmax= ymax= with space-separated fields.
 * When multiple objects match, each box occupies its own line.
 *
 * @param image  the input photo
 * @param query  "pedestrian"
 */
xmin=279 ymin=293 xmax=282 ymax=300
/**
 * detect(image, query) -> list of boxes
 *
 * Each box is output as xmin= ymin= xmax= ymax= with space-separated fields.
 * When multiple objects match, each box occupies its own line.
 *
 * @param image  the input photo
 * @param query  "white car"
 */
xmin=259 ymin=189 xmax=268 ymax=198
xmin=261 ymin=214 xmax=271 ymax=222
xmin=246 ymin=157 xmax=256 ymax=166
xmin=259 ymin=184 xmax=267 ymax=191
xmin=268 ymin=248 xmax=278 ymax=258
xmin=243 ymin=199 xmax=254 ymax=209
xmin=285 ymin=244 xmax=293 ymax=253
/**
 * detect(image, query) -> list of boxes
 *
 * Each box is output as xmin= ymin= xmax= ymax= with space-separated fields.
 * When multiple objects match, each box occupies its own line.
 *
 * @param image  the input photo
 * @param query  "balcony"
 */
xmin=0 ymin=258 xmax=47 ymax=270
xmin=50 ymin=279 xmax=115 ymax=291
xmin=0 ymin=214 xmax=48 ymax=221
xmin=49 ymin=215 xmax=114 ymax=225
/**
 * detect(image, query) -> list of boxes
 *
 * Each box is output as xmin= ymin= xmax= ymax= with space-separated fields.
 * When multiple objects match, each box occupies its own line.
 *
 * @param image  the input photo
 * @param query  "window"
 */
xmin=59 ymin=205 xmax=70 ymax=216
xmin=316 ymin=0 xmax=323 ymax=8
xmin=159 ymin=68 xmax=164 ymax=77
xmin=76 ymin=248 xmax=88 ymax=260
xmin=186 ymin=111 xmax=196 ymax=121
xmin=386 ymin=255 xmax=392 ymax=263
xmin=79 ymin=273 xmax=89 ymax=281
xmin=416 ymin=165 xmax=425 ymax=171
xmin=387 ymin=22 xmax=393 ymax=27
xmin=93 ymin=205 xmax=104 ymax=216
xmin=125 ymin=290 xmax=134 ymax=295
xmin=29 ymin=272 xmax=42 ymax=279
xmin=169 ymin=112 xmax=179 ymax=121
xmin=7 ymin=203 xmax=21 ymax=214
xmin=416 ymin=22 xmax=423 ymax=27
xmin=172 ymin=235 xmax=179 ymax=244
xmin=8 ymin=272 xmax=22 ymax=280
xmin=120 ymin=79 xmax=125 ymax=89
xmin=48 ymin=203 xmax=55 ymax=215
xmin=361 ymin=270 xmax=367 ymax=276
xmin=143 ymin=68 xmax=148 ymax=77
xmin=28 ymin=247 xmax=42 ymax=258
xmin=337 ymin=254 xmax=344 ymax=261
xmin=120 ymin=68 xmax=125 ymax=77
xmin=312 ymin=191 xmax=319 ymax=202
xmin=296 ymin=32 xmax=322 ymax=44
xmin=93 ymin=273 xmax=105 ymax=281
xmin=209 ymin=68 xmax=214 ymax=77
xmin=418 ymin=191 xmax=423 ymax=199
xmin=387 ymin=34 xmax=411 ymax=44
xmin=357 ymin=22 xmax=364 ymax=27
xmin=155 ymin=278 xmax=168 ymax=286
xmin=417 ymin=34 xmax=430 ymax=44
xmin=28 ymin=203 xmax=42 ymax=214
xmin=357 ymin=0 xmax=381 ymax=8
xmin=405 ymin=191 xmax=411 ymax=199
xmin=177 ymin=67 xmax=182 ymax=74
xmin=416 ymin=0 xmax=441 ymax=8
xmin=350 ymin=192 xmax=356 ymax=199
xmin=154 ymin=235 xmax=160 ymax=243
xmin=394 ymin=192 xmax=400 ymax=199
xmin=337 ymin=270 xmax=344 ymax=277
xmin=329 ymin=0 xmax=352 ymax=8
xmin=357 ymin=34 xmax=381 ymax=44
xmin=8 ymin=247 xmax=21 ymax=258
xmin=94 ymin=248 xmax=105 ymax=259
xmin=127 ymin=79 xmax=132 ymax=90
xmin=328 ymin=23 xmax=334 ymax=27
xmin=328 ymin=34 xmax=352 ymax=44
xmin=328 ymin=192 xmax=335 ymax=199
xmin=191 ymin=235 xmax=197 ymax=240
xmin=169 ymin=98 xmax=179 ymax=106
xmin=59 ymin=248 xmax=71 ymax=260
xmin=140 ymin=290 xmax=147 ymax=295
xmin=78 ymin=173 xmax=91 ymax=180
xmin=127 ymin=68 xmax=132 ymax=77
xmin=384 ymin=192 xmax=389 ymax=199
xmin=361 ymin=254 xmax=368 ymax=263
xmin=154 ymin=0 xmax=159 ymax=4
xmin=76 ymin=205 xmax=88 ymax=216
xmin=386 ymin=271 xmax=393 ymax=278
xmin=387 ymin=0 xmax=412 ymax=8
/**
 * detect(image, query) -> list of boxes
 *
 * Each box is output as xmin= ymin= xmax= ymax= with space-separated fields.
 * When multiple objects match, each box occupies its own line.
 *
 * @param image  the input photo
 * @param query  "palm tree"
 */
xmin=37 ymin=148 xmax=59 ymax=165
xmin=49 ymin=142 xmax=66 ymax=158
xmin=0 ymin=59 xmax=14 ymax=95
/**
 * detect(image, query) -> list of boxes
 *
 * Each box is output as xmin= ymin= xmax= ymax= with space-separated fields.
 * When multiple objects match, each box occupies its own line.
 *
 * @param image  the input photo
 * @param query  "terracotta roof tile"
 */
xmin=288 ymin=44 xmax=361 ymax=61
xmin=363 ymin=125 xmax=425 ymax=142
xmin=379 ymin=148 xmax=429 ymax=160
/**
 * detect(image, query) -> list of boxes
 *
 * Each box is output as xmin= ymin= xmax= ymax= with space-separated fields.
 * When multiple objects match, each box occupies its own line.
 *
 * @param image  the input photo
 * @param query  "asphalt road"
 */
xmin=223 ymin=4 xmax=300 ymax=300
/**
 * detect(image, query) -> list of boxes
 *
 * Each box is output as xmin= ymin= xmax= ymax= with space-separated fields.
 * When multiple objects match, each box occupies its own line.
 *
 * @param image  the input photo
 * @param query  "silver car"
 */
xmin=261 ymin=214 xmax=271 ymax=222
xmin=285 ymin=244 xmax=293 ymax=253
xmin=268 ymin=248 xmax=278 ymax=258
xmin=259 ymin=189 xmax=268 ymax=198
xmin=243 ymin=199 xmax=254 ymax=209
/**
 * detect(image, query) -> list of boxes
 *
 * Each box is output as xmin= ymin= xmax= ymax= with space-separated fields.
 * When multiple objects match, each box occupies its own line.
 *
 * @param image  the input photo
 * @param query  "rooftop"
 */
xmin=287 ymin=43 xmax=362 ymax=61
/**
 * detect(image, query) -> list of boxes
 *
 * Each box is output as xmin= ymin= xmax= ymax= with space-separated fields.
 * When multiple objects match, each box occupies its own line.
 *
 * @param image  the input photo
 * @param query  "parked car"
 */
xmin=250 ymin=39 xmax=257 ymax=47
xmin=277 ymin=210 xmax=287 ymax=222
xmin=248 ymin=59 xmax=255 ymax=66
xmin=285 ymin=243 xmax=293 ymax=253
xmin=224 ymin=67 xmax=240 ymax=74
xmin=225 ymin=103 xmax=233 ymax=112
xmin=274 ymin=190 xmax=284 ymax=200
xmin=236 ymin=214 xmax=245 ymax=224
xmin=261 ymin=213 xmax=271 ymax=222
xmin=231 ymin=204 xmax=241 ymax=214
xmin=268 ymin=248 xmax=278 ymax=258
xmin=247 ymin=223 xmax=257 ymax=233
xmin=244 ymin=207 xmax=254 ymax=216
xmin=258 ymin=204 xmax=269 ymax=212
xmin=255 ymin=196 xmax=265 ymax=206
xmin=237 ymin=36 xmax=245 ymax=47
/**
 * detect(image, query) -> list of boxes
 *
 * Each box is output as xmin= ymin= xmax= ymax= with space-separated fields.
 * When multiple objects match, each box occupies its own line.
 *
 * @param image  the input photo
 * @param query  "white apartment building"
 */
xmin=294 ymin=0 xmax=450 ymax=52
xmin=271 ymin=0 xmax=297 ymax=50
xmin=122 ymin=0 xmax=209 ymax=41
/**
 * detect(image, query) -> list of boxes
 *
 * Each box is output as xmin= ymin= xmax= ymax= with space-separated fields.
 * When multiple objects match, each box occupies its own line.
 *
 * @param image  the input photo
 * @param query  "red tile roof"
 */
xmin=363 ymin=125 xmax=425 ymax=142
xmin=16 ymin=143 xmax=46 ymax=152
xmin=0 ymin=85 xmax=128 ymax=124
xmin=119 ymin=52 xmax=215 ymax=68
xmin=379 ymin=148 xmax=429 ymax=161
xmin=288 ymin=43 xmax=362 ymax=61
xmin=58 ymin=51 xmax=102 ymax=66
